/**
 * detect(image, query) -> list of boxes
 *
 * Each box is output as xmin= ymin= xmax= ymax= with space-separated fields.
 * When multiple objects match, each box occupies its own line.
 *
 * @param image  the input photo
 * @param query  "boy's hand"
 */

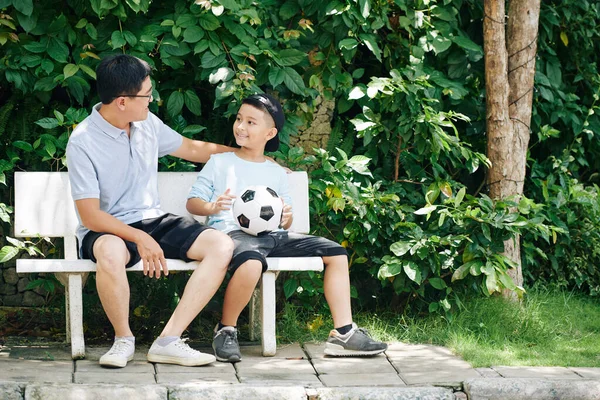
xmin=211 ymin=188 xmax=236 ymax=213
xmin=280 ymin=203 xmax=293 ymax=229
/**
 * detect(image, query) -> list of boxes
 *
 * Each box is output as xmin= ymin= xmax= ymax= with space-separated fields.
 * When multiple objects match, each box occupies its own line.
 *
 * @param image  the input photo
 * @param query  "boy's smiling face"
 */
xmin=233 ymin=104 xmax=277 ymax=152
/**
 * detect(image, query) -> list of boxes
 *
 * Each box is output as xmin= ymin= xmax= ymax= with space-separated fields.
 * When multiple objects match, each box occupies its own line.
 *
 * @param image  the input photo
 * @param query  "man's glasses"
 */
xmin=123 ymin=94 xmax=153 ymax=101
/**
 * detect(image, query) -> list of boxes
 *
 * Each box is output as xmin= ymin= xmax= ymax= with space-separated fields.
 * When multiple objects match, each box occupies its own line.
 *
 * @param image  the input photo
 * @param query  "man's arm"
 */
xmin=170 ymin=137 xmax=234 ymax=163
xmin=75 ymin=198 xmax=168 ymax=278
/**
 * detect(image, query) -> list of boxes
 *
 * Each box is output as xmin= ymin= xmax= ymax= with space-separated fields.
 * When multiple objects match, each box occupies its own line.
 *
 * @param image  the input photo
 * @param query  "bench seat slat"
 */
xmin=17 ymin=257 xmax=324 ymax=274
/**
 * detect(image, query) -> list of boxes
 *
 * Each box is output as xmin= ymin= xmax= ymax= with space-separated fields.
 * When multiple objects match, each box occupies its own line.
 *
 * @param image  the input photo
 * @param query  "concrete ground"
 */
xmin=1 ymin=339 xmax=600 ymax=400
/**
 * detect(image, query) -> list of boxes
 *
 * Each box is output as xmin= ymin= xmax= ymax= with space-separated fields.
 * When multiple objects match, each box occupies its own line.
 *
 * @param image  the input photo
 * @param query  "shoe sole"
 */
xmin=215 ymin=354 xmax=242 ymax=363
xmin=99 ymin=354 xmax=134 ymax=368
xmin=324 ymin=343 xmax=387 ymax=357
xmin=147 ymin=354 xmax=216 ymax=366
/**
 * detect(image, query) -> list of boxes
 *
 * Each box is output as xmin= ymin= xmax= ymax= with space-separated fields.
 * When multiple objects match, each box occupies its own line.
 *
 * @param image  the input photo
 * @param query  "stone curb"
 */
xmin=464 ymin=378 xmax=600 ymax=400
xmin=0 ymin=383 xmax=457 ymax=400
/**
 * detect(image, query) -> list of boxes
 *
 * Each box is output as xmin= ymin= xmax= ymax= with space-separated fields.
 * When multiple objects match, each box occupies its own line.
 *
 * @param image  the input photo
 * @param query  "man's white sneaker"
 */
xmin=99 ymin=338 xmax=135 ymax=368
xmin=147 ymin=338 xmax=216 ymax=366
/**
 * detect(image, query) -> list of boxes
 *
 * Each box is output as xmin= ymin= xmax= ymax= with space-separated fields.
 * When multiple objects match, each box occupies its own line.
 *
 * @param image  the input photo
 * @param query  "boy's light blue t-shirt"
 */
xmin=188 ymin=152 xmax=292 ymax=233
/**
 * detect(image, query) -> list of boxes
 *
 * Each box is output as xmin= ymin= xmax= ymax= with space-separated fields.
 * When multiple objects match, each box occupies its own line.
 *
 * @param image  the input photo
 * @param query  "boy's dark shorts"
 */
xmin=228 ymin=230 xmax=348 ymax=274
xmin=80 ymin=213 xmax=212 ymax=268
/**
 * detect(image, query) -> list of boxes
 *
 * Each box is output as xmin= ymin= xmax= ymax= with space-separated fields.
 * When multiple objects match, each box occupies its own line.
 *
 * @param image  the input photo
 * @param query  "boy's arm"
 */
xmin=186 ymin=189 xmax=235 ymax=216
xmin=171 ymin=137 xmax=235 ymax=163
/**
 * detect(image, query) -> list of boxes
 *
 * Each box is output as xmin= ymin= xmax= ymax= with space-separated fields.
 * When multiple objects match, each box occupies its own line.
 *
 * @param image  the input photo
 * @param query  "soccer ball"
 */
xmin=232 ymin=185 xmax=283 ymax=236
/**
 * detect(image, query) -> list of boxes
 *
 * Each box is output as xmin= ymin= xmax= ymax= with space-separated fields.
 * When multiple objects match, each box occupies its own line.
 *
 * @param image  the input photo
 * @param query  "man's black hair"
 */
xmin=96 ymin=54 xmax=152 ymax=104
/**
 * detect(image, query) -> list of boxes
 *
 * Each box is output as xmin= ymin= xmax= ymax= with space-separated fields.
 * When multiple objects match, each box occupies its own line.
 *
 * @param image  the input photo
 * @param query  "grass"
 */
xmin=276 ymin=287 xmax=600 ymax=367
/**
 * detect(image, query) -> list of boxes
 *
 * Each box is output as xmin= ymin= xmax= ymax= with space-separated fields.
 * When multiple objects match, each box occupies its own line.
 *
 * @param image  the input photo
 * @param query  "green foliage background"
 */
xmin=0 ymin=0 xmax=599 ymax=328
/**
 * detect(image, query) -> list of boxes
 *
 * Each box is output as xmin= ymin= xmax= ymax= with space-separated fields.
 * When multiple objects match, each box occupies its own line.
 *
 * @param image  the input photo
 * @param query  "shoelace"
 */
xmin=222 ymin=329 xmax=238 ymax=346
xmin=174 ymin=338 xmax=199 ymax=354
xmin=354 ymin=327 xmax=373 ymax=338
xmin=108 ymin=339 xmax=131 ymax=355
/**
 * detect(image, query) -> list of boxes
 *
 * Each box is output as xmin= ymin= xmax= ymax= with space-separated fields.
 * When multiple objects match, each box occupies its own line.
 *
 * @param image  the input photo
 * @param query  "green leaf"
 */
xmin=12 ymin=141 xmax=33 ymax=152
xmin=209 ymin=67 xmax=234 ymax=84
xmin=282 ymin=67 xmax=306 ymax=95
xmin=111 ymin=31 xmax=126 ymax=48
xmin=454 ymin=187 xmax=466 ymax=207
xmin=359 ymin=33 xmax=381 ymax=61
xmin=339 ymin=38 xmax=358 ymax=50
xmin=498 ymin=272 xmax=517 ymax=290
xmin=184 ymin=90 xmax=201 ymax=116
xmin=377 ymin=262 xmax=402 ymax=279
xmin=86 ymin=23 xmax=98 ymax=40
xmin=429 ymin=277 xmax=447 ymax=290
xmin=268 ymin=67 xmax=285 ymax=87
xmin=275 ymin=49 xmax=307 ymax=67
xmin=283 ymin=278 xmax=298 ymax=299
xmin=452 ymin=36 xmax=483 ymax=54
xmin=13 ymin=0 xmax=33 ymax=16
xmin=167 ymin=91 xmax=184 ymax=117
xmin=358 ymin=0 xmax=370 ymax=19
xmin=63 ymin=63 xmax=79 ymax=79
xmin=183 ymin=26 xmax=205 ymax=43
xmin=279 ymin=1 xmax=300 ymax=19
xmin=34 ymin=76 xmax=58 ymax=92
xmin=47 ymin=38 xmax=69 ymax=63
xmin=390 ymin=241 xmax=412 ymax=257
xmin=200 ymin=52 xmax=227 ymax=69
xmin=35 ymin=118 xmax=60 ymax=129
xmin=403 ymin=261 xmax=422 ymax=284
xmin=0 ymin=246 xmax=19 ymax=263
xmin=17 ymin=10 xmax=38 ymax=32
xmin=23 ymin=41 xmax=48 ymax=54
xmin=485 ymin=273 xmax=498 ymax=295
xmin=123 ymin=30 xmax=137 ymax=46
xmin=198 ymin=13 xmax=220 ymax=30
xmin=79 ymin=64 xmax=96 ymax=79
xmin=182 ymin=125 xmax=206 ymax=135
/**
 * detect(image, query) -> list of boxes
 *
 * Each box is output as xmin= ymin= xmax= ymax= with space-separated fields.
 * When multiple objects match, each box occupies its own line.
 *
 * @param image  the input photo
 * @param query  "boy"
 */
xmin=186 ymin=93 xmax=387 ymax=362
xmin=66 ymin=54 xmax=235 ymax=368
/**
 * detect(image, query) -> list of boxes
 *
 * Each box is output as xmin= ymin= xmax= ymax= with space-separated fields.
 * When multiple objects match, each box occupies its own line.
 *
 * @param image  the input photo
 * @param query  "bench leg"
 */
xmin=249 ymin=288 xmax=261 ymax=341
xmin=261 ymin=271 xmax=277 ymax=356
xmin=68 ymin=274 xmax=85 ymax=359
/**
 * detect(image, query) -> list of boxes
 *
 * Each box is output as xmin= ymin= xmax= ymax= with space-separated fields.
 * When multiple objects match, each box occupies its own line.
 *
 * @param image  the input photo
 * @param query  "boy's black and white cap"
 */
xmin=242 ymin=93 xmax=285 ymax=152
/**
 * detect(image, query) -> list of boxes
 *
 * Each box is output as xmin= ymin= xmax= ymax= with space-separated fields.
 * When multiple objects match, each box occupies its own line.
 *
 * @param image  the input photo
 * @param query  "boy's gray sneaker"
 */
xmin=212 ymin=325 xmax=242 ymax=363
xmin=99 ymin=338 xmax=135 ymax=368
xmin=324 ymin=323 xmax=388 ymax=356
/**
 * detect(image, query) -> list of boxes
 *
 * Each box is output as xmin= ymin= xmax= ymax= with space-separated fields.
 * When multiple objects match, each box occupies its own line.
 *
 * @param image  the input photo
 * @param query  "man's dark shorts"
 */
xmin=228 ymin=230 xmax=348 ymax=273
xmin=81 ymin=213 xmax=212 ymax=268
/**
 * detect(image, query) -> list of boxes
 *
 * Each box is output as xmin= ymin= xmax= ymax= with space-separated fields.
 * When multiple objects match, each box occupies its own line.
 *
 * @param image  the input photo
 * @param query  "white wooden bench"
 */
xmin=14 ymin=171 xmax=323 ymax=359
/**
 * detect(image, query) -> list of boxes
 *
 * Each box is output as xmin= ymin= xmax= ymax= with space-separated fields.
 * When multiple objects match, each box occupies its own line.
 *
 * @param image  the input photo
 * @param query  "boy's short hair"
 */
xmin=96 ymin=54 xmax=152 ymax=104
xmin=242 ymin=93 xmax=285 ymax=152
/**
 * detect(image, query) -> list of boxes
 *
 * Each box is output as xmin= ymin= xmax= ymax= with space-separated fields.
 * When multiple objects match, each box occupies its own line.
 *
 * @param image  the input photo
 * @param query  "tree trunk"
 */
xmin=484 ymin=0 xmax=541 ymax=298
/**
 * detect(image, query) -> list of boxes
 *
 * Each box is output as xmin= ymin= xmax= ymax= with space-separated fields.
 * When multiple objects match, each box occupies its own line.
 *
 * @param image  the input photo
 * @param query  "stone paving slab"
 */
xmin=399 ymin=368 xmax=481 ymax=387
xmin=492 ymin=366 xmax=581 ymax=379
xmin=24 ymin=384 xmax=166 ymax=400
xmin=318 ymin=373 xmax=406 ymax=387
xmin=234 ymin=358 xmax=315 ymax=374
xmin=0 ymin=359 xmax=73 ymax=383
xmin=569 ymin=367 xmax=600 ymax=379
xmin=239 ymin=372 xmax=323 ymax=387
xmin=76 ymin=359 xmax=154 ymax=373
xmin=154 ymin=361 xmax=232 ymax=373
xmin=391 ymin=356 xmax=473 ymax=372
xmin=314 ymin=387 xmax=456 ymax=400
xmin=0 ymin=382 xmax=25 ymax=400
xmin=240 ymin=343 xmax=306 ymax=359
xmin=156 ymin=372 xmax=238 ymax=385
xmin=73 ymin=371 xmax=156 ymax=384
xmin=475 ymin=367 xmax=502 ymax=378
xmin=464 ymin=378 xmax=600 ymax=400
xmin=385 ymin=343 xmax=455 ymax=359
xmin=169 ymin=385 xmax=308 ymax=400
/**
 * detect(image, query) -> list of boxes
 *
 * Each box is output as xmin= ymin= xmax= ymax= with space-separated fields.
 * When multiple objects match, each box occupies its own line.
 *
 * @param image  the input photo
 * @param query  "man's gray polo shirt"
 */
xmin=66 ymin=103 xmax=183 ymax=254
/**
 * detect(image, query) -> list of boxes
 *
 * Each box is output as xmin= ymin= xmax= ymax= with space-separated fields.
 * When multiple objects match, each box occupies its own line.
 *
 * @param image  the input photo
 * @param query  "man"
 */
xmin=66 ymin=54 xmax=234 ymax=368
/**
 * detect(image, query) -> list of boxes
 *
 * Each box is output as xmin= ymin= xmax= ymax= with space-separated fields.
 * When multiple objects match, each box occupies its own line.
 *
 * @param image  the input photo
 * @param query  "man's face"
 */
xmin=125 ymin=76 xmax=153 ymax=122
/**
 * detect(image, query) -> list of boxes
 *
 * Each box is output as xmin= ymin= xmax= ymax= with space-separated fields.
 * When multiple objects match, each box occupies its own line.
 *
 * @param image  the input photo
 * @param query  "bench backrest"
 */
xmin=14 ymin=171 xmax=310 ymax=240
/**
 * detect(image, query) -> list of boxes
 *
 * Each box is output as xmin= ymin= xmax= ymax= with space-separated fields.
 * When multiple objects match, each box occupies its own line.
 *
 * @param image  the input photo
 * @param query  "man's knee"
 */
xmin=186 ymin=229 xmax=234 ymax=262
xmin=93 ymin=235 xmax=129 ymax=272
